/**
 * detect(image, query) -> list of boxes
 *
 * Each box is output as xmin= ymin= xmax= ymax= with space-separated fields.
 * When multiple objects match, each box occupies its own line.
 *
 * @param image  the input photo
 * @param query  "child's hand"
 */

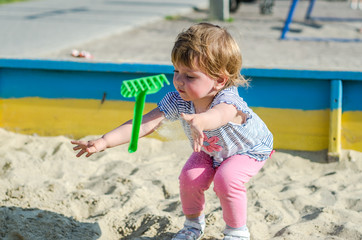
xmin=71 ymin=138 xmax=107 ymax=157
xmin=181 ymin=113 xmax=204 ymax=152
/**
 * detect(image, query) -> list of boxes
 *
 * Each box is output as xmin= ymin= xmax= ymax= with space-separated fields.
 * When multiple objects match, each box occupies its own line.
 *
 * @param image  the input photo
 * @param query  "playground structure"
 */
xmin=281 ymin=0 xmax=362 ymax=42
xmin=0 ymin=59 xmax=361 ymax=161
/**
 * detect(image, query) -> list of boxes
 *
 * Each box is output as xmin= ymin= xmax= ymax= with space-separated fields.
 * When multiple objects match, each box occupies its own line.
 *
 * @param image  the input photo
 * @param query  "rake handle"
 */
xmin=128 ymin=91 xmax=147 ymax=153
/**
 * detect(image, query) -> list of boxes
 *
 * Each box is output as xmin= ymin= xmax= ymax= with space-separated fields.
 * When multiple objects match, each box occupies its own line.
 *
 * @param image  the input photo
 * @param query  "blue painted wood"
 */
xmin=1 ymin=59 xmax=362 ymax=110
xmin=242 ymin=68 xmax=362 ymax=81
xmin=0 ymin=58 xmax=175 ymax=74
xmin=0 ymin=68 xmax=174 ymax=103
xmin=0 ymin=67 xmax=330 ymax=109
xmin=343 ymin=81 xmax=362 ymax=112
xmin=239 ymin=76 xmax=330 ymax=110
xmin=330 ymin=80 xmax=342 ymax=110
xmin=1 ymin=59 xmax=362 ymax=80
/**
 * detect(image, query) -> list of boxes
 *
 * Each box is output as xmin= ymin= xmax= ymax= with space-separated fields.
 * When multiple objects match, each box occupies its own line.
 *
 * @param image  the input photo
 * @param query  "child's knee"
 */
xmin=179 ymin=168 xmax=214 ymax=193
xmin=213 ymin=174 xmax=228 ymax=196
xmin=213 ymin=173 xmax=246 ymax=197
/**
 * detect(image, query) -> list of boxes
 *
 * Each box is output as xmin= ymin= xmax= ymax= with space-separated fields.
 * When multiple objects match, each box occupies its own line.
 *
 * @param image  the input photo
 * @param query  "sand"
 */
xmin=1 ymin=127 xmax=362 ymax=240
xmin=1 ymin=0 xmax=362 ymax=239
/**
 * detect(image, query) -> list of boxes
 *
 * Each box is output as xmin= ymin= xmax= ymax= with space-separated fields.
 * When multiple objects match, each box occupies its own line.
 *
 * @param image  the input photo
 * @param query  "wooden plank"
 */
xmin=328 ymin=80 xmax=342 ymax=161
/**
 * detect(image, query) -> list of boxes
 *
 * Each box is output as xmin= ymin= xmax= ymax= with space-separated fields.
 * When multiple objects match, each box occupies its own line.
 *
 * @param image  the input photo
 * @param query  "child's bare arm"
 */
xmin=71 ymin=107 xmax=165 ymax=157
xmin=181 ymin=103 xmax=238 ymax=152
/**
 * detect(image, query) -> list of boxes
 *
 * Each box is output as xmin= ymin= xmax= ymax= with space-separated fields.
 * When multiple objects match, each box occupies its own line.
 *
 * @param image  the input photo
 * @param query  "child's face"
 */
xmin=173 ymin=64 xmax=217 ymax=103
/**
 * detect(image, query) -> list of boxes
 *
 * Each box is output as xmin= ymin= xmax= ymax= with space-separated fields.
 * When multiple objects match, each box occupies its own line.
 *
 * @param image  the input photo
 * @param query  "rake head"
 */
xmin=121 ymin=74 xmax=170 ymax=98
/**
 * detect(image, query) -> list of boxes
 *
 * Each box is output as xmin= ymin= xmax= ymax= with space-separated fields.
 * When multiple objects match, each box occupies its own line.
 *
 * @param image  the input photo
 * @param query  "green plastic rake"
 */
xmin=121 ymin=74 xmax=170 ymax=153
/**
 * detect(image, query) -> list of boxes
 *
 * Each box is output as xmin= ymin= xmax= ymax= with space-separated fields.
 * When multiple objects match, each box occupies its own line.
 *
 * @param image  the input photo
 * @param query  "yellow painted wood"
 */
xmin=253 ymin=107 xmax=329 ymax=151
xmin=2 ymin=98 xmax=362 ymax=152
xmin=328 ymin=109 xmax=342 ymax=161
xmin=342 ymin=111 xmax=362 ymax=151
xmin=0 ymin=97 xmax=156 ymax=139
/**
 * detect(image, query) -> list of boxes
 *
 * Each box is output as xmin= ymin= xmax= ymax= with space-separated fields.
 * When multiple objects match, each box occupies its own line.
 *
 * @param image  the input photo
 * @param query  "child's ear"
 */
xmin=214 ymin=76 xmax=228 ymax=90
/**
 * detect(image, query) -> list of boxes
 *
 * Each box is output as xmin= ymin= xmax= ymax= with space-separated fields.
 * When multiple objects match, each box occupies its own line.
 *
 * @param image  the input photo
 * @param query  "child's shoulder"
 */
xmin=215 ymin=86 xmax=241 ymax=101
xmin=212 ymin=87 xmax=248 ymax=109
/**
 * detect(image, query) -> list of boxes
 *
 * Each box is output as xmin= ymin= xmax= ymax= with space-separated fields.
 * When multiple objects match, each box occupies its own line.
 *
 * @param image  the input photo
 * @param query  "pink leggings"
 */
xmin=179 ymin=151 xmax=267 ymax=228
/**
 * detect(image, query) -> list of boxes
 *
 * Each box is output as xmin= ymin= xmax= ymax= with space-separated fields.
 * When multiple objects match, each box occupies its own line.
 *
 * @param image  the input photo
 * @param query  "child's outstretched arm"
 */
xmin=71 ymin=108 xmax=165 ymax=157
xmin=181 ymin=103 xmax=240 ymax=152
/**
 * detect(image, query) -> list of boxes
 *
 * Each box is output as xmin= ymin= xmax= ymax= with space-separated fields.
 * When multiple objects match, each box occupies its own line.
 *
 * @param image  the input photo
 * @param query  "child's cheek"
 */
xmin=186 ymin=85 xmax=201 ymax=99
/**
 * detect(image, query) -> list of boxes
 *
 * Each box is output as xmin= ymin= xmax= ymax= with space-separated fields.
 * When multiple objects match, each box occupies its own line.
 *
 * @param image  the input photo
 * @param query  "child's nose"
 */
xmin=174 ymin=75 xmax=184 ymax=86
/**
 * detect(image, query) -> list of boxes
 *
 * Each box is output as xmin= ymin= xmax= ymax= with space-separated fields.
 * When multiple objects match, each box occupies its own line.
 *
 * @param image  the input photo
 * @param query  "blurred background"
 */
xmin=0 ymin=0 xmax=361 ymax=70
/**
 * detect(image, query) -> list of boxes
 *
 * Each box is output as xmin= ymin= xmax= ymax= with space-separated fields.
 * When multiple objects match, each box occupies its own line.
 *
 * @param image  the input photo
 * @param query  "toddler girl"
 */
xmin=72 ymin=23 xmax=273 ymax=240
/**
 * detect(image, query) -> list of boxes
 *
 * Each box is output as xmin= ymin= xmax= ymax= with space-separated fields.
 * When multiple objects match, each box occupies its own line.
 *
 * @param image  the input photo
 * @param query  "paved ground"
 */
xmin=0 ymin=0 xmax=207 ymax=58
xmin=1 ymin=0 xmax=361 ymax=71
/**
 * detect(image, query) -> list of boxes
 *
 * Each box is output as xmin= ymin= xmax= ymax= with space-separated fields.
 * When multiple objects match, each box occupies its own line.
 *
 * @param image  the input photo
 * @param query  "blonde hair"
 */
xmin=171 ymin=22 xmax=249 ymax=89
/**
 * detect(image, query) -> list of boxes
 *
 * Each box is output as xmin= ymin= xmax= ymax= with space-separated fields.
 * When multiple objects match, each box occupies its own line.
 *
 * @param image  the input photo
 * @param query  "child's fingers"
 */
xmin=193 ymin=135 xmax=203 ymax=152
xmin=73 ymin=145 xmax=82 ymax=151
xmin=194 ymin=143 xmax=201 ymax=152
xmin=85 ymin=152 xmax=94 ymax=157
xmin=71 ymin=139 xmax=100 ymax=158
xmin=196 ymin=142 xmax=203 ymax=152
xmin=71 ymin=140 xmax=88 ymax=148
xmin=71 ymin=140 xmax=84 ymax=145
xmin=76 ymin=149 xmax=86 ymax=157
